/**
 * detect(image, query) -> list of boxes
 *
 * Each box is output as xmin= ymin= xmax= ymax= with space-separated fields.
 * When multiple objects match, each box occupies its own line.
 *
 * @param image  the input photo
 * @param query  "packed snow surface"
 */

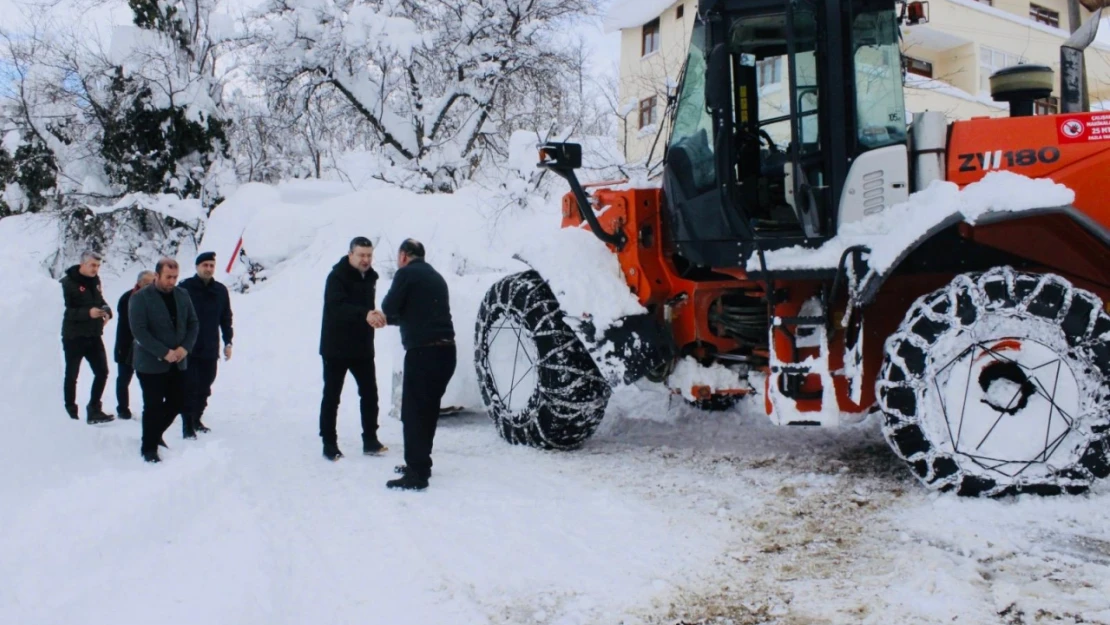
xmin=761 ymin=171 xmax=1075 ymax=272
xmin=2 ymin=179 xmax=1110 ymax=624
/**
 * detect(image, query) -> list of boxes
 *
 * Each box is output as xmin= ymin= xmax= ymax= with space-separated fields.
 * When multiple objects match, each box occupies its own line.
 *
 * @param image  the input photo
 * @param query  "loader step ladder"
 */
xmin=767 ymin=312 xmax=841 ymax=427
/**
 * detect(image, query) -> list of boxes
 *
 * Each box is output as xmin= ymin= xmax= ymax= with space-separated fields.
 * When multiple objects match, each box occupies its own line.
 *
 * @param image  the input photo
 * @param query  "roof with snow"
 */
xmin=603 ymin=0 xmax=680 ymax=32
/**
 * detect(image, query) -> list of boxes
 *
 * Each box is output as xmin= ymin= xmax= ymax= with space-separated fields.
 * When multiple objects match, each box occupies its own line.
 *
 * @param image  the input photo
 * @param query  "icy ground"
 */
xmin=2 ymin=183 xmax=1110 ymax=624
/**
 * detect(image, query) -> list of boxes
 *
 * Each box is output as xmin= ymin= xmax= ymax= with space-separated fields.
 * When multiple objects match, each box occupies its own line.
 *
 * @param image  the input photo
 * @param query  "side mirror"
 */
xmin=705 ymin=44 xmax=730 ymax=111
xmin=538 ymin=142 xmax=582 ymax=170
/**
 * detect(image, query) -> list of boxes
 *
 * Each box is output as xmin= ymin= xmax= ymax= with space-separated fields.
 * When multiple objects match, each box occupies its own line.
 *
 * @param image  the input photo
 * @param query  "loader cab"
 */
xmin=663 ymin=0 xmax=909 ymax=268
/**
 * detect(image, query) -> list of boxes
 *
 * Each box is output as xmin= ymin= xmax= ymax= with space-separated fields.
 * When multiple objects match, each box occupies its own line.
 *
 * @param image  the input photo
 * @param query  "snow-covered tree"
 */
xmin=252 ymin=0 xmax=598 ymax=192
xmin=102 ymin=0 xmax=236 ymax=205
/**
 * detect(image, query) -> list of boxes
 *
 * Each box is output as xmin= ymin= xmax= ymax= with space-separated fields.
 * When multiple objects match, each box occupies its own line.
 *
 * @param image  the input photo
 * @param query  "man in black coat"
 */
xmin=369 ymin=239 xmax=455 ymax=491
xmin=130 ymin=258 xmax=199 ymax=463
xmin=318 ymin=236 xmax=386 ymax=461
xmin=180 ymin=251 xmax=234 ymax=438
xmin=59 ymin=250 xmax=116 ymax=424
xmin=114 ymin=270 xmax=155 ymax=420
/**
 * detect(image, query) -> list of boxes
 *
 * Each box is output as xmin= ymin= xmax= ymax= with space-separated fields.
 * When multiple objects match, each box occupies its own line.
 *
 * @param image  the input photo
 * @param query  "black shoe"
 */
xmin=393 ymin=464 xmax=432 ymax=477
xmin=66 ymin=405 xmax=79 ymax=420
xmin=323 ymin=442 xmax=343 ymax=461
xmin=141 ymin=449 xmax=161 ymax=463
xmin=196 ymin=421 xmax=211 ymax=434
xmin=86 ymin=406 xmax=115 ymax=425
xmin=117 ymin=409 xmax=132 ymax=420
xmin=183 ymin=430 xmax=197 ymax=440
xmin=387 ymin=473 xmax=428 ymax=491
xmin=363 ymin=438 xmax=388 ymax=455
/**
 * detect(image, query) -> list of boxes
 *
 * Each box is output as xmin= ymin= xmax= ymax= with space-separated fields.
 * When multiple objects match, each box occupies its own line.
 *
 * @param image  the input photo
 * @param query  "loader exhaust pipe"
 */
xmin=1060 ymin=7 xmax=1103 ymax=113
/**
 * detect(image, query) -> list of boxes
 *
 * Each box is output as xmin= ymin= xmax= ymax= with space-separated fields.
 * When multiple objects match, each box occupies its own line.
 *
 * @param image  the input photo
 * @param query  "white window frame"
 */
xmin=979 ymin=46 xmax=1023 ymax=94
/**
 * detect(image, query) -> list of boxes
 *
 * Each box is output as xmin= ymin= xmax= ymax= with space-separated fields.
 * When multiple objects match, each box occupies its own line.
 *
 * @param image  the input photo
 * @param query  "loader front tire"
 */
xmin=475 ymin=271 xmax=611 ymax=449
xmin=878 ymin=267 xmax=1110 ymax=497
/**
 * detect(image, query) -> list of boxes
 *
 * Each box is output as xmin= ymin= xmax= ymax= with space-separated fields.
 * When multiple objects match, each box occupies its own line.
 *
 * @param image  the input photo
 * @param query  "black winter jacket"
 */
xmin=380 ymin=258 xmax=454 ymax=350
xmin=180 ymin=275 xmax=234 ymax=360
xmin=115 ymin=289 xmax=137 ymax=365
xmin=60 ymin=265 xmax=111 ymax=339
xmin=319 ymin=257 xmax=378 ymax=359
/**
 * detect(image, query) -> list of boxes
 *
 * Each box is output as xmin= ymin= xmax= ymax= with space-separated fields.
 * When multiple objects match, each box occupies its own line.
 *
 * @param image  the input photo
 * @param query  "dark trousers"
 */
xmin=319 ymin=357 xmax=379 ymax=444
xmin=116 ymin=363 xmax=134 ymax=414
xmin=401 ymin=345 xmax=457 ymax=479
xmin=184 ymin=357 xmax=219 ymax=429
xmin=137 ymin=369 xmax=185 ymax=453
xmin=63 ymin=337 xmax=109 ymax=411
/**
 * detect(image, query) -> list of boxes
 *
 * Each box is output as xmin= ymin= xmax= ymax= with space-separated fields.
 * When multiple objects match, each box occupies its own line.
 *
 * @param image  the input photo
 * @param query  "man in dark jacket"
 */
xmin=318 ymin=236 xmax=387 ymax=461
xmin=130 ymin=257 xmax=199 ymax=463
xmin=369 ymin=239 xmax=455 ymax=491
xmin=59 ymin=250 xmax=116 ymax=424
xmin=114 ymin=270 xmax=155 ymax=420
xmin=180 ymin=251 xmax=234 ymax=438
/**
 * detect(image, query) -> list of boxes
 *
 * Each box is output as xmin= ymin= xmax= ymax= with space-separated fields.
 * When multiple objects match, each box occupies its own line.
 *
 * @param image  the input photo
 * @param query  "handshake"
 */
xmin=366 ymin=310 xmax=387 ymax=329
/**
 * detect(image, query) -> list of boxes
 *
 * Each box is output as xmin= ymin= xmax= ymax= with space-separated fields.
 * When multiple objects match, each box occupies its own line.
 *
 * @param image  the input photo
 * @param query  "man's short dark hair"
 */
xmin=399 ymin=238 xmax=425 ymax=259
xmin=349 ymin=236 xmax=374 ymax=253
xmin=155 ymin=258 xmax=179 ymax=275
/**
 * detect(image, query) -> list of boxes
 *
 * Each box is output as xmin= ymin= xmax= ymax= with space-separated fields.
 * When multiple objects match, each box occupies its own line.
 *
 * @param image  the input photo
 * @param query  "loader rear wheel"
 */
xmin=475 ymin=271 xmax=611 ymax=450
xmin=878 ymin=267 xmax=1110 ymax=497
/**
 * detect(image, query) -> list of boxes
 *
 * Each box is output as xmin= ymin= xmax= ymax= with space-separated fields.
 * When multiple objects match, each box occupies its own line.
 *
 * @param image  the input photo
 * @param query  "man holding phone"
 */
xmin=59 ymin=250 xmax=115 ymax=424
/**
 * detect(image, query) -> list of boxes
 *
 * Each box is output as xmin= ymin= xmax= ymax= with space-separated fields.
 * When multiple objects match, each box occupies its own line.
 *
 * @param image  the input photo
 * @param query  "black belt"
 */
xmin=424 ymin=339 xmax=455 ymax=347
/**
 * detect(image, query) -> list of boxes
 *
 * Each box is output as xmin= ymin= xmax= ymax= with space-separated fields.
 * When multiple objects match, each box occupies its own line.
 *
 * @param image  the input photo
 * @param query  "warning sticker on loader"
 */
xmin=1057 ymin=114 xmax=1110 ymax=143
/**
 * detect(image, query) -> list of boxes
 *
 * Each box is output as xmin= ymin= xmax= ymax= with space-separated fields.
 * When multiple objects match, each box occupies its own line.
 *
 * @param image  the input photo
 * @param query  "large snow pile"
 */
xmin=198 ymin=179 xmax=555 ymax=411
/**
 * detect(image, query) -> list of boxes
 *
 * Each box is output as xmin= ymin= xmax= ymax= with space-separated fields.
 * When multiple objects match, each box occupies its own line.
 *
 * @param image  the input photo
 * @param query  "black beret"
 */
xmin=196 ymin=251 xmax=216 ymax=265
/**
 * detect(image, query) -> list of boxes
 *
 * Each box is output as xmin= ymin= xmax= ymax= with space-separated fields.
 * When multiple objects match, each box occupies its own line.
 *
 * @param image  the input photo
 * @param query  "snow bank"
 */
xmin=761 ymin=171 xmax=1074 ymax=272
xmin=94 ymin=193 xmax=207 ymax=225
xmin=197 ymin=180 xmax=553 ymax=411
xmin=603 ymin=0 xmax=676 ymax=32
xmin=513 ymin=226 xmax=645 ymax=334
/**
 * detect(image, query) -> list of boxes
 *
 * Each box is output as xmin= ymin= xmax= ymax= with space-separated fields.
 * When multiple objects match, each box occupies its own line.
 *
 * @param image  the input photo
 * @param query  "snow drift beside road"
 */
xmin=197 ymin=179 xmax=554 ymax=411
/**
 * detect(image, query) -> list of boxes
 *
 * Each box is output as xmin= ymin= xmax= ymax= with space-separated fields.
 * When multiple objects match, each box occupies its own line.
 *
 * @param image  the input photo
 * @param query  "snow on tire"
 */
xmin=474 ymin=271 xmax=611 ymax=450
xmin=878 ymin=267 xmax=1110 ymax=497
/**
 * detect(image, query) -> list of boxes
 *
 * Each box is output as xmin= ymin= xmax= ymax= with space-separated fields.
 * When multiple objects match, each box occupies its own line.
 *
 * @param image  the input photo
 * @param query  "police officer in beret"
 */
xmin=179 ymin=251 xmax=234 ymax=438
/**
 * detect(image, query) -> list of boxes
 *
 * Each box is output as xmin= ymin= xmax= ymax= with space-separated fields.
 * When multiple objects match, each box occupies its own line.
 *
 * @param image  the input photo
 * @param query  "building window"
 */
xmin=638 ymin=97 xmax=658 ymax=129
xmin=1029 ymin=3 xmax=1060 ymax=27
xmin=1035 ymin=96 xmax=1060 ymax=115
xmin=980 ymin=46 xmax=1023 ymax=93
xmin=904 ymin=56 xmax=934 ymax=78
xmin=757 ymin=57 xmax=783 ymax=87
xmin=642 ymin=19 xmax=660 ymax=56
xmin=676 ymin=4 xmax=684 ymax=19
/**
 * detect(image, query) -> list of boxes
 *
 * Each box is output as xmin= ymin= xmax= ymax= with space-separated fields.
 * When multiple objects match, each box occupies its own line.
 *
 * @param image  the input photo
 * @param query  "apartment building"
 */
xmin=605 ymin=0 xmax=1110 ymax=165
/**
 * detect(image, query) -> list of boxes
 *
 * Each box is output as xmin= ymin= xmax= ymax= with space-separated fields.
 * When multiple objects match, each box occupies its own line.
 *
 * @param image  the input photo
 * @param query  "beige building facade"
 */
xmin=609 ymin=0 xmax=1110 ymax=165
